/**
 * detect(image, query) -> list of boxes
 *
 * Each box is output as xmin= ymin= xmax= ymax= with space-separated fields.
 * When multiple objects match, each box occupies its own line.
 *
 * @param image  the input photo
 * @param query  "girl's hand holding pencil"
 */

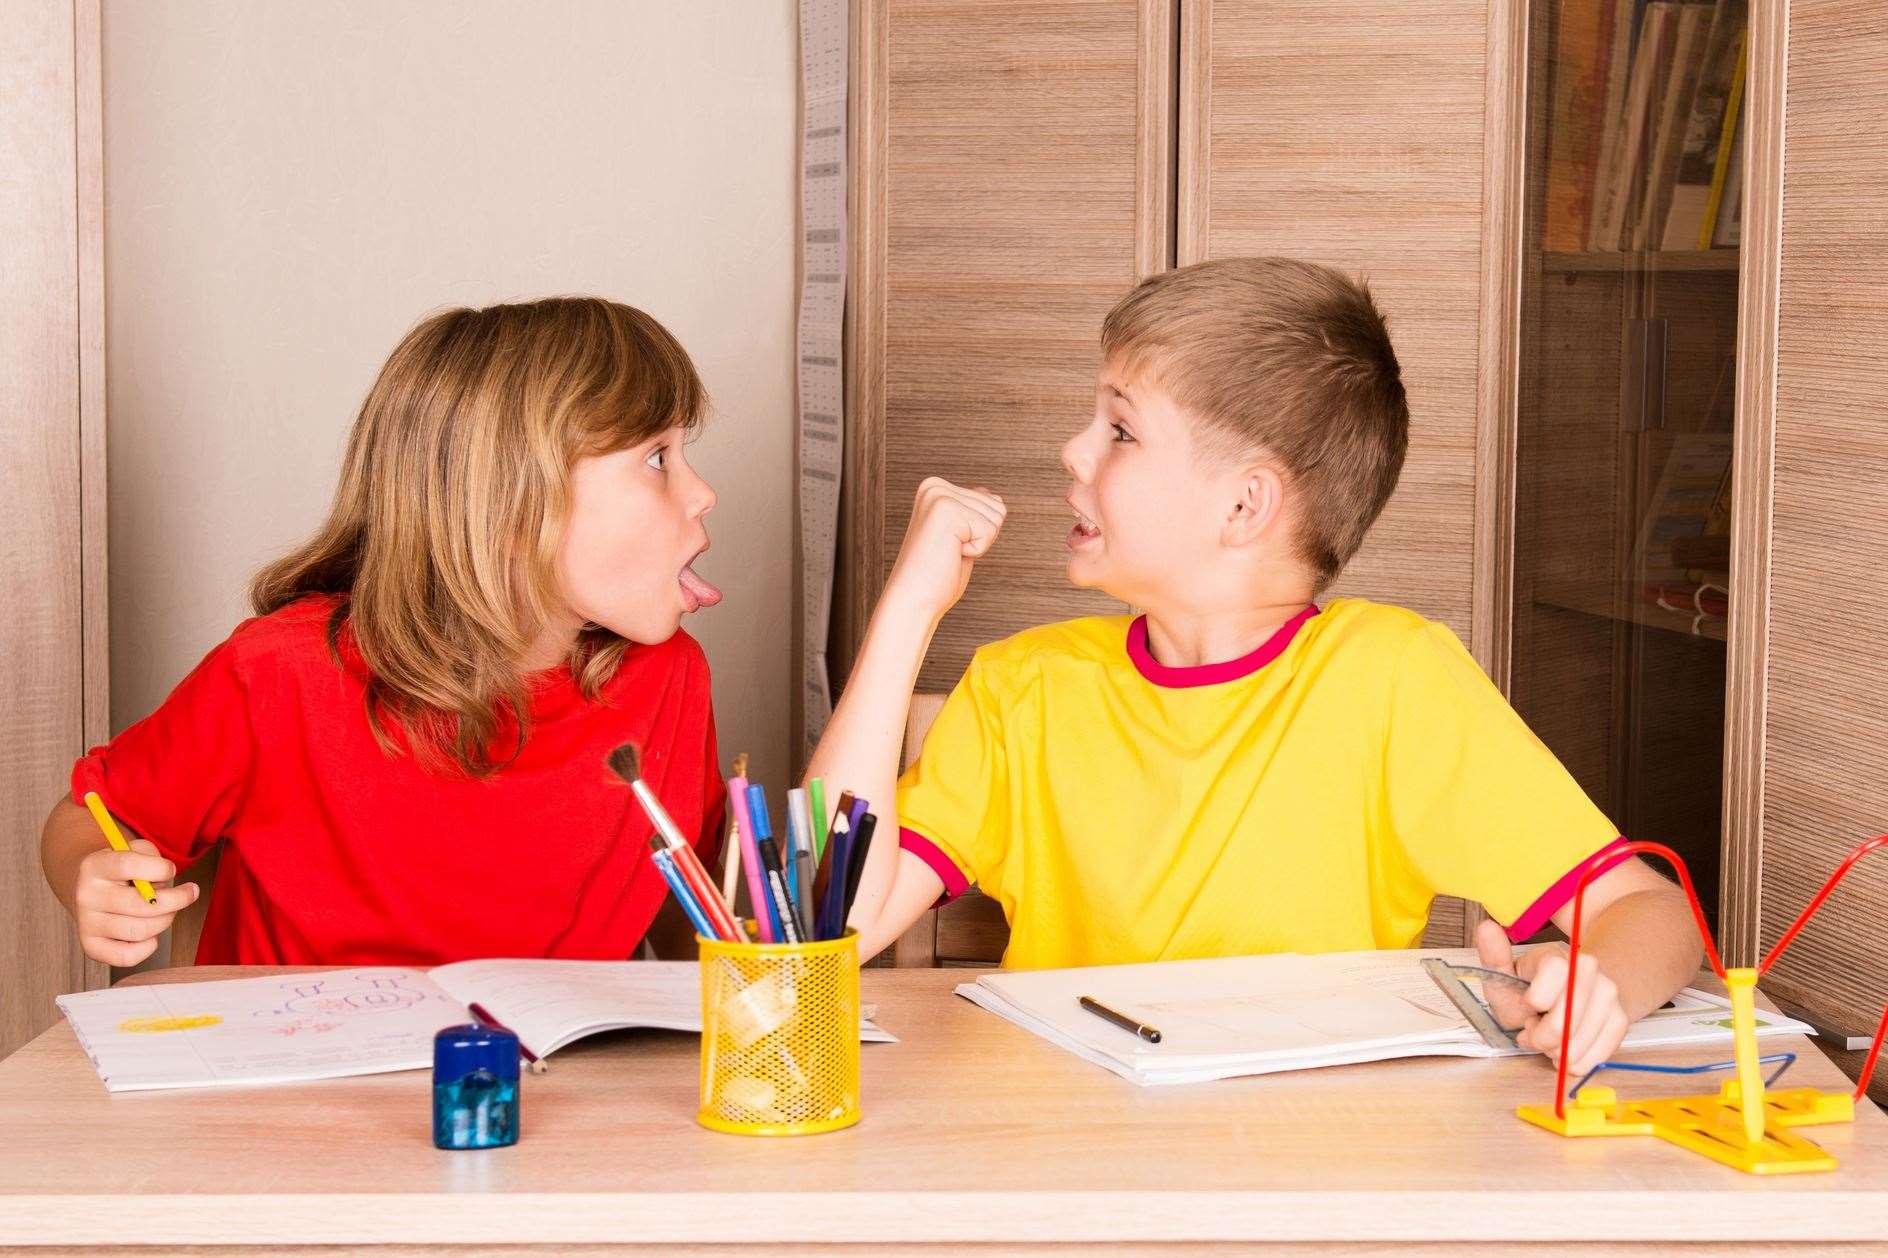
xmin=70 ymin=793 xmax=199 ymax=967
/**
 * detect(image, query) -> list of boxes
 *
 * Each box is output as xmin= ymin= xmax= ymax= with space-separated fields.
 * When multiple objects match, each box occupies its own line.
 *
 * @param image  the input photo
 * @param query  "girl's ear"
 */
xmin=1224 ymin=464 xmax=1285 ymax=547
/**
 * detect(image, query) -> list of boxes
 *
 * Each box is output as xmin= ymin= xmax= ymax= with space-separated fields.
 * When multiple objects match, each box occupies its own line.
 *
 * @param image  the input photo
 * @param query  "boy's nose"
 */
xmin=1061 ymin=429 xmax=1093 ymax=482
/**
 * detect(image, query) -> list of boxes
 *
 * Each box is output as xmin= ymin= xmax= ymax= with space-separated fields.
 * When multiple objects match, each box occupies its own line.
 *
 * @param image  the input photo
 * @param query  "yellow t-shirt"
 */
xmin=896 ymin=599 xmax=1624 ymax=970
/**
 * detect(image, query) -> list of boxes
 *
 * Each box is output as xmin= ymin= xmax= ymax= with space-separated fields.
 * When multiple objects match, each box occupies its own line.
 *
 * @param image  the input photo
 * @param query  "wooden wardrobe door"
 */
xmin=1180 ymin=0 xmax=1509 ymax=946
xmin=1178 ymin=0 xmax=1496 ymax=644
xmin=843 ymin=0 xmax=1175 ymax=692
xmin=1 ymin=0 xmax=108 ymax=1058
xmin=1749 ymin=0 xmax=1888 ymax=1091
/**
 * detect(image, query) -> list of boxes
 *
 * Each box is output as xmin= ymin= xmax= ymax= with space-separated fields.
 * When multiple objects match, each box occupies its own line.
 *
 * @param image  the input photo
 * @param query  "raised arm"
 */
xmin=803 ymin=477 xmax=1004 ymax=959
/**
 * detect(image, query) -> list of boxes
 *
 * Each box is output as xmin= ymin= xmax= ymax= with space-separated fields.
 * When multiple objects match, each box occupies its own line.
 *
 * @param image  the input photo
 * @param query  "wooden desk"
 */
xmin=4 ymin=967 xmax=1888 ymax=1253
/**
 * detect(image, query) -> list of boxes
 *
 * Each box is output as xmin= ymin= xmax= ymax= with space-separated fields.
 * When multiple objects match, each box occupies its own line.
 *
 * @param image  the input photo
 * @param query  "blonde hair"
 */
xmin=1100 ymin=257 xmax=1408 ymax=593
xmin=252 ymin=296 xmax=706 ymax=776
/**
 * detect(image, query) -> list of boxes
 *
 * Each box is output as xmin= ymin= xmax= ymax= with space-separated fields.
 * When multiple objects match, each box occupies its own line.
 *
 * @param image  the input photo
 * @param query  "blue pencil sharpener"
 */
xmin=432 ymin=1023 xmax=520 ymax=1150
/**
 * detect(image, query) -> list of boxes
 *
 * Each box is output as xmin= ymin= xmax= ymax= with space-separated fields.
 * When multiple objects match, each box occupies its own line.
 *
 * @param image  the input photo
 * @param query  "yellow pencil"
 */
xmin=82 ymin=791 xmax=157 ymax=905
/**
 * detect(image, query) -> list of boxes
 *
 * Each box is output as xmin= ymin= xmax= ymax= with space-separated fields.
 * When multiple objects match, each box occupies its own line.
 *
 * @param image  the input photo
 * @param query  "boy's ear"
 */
xmin=1224 ymin=464 xmax=1285 ymax=547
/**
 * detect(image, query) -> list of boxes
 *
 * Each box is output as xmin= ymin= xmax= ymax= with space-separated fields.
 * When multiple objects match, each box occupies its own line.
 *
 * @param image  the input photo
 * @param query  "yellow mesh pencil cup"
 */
xmin=697 ymin=928 xmax=861 ymax=1136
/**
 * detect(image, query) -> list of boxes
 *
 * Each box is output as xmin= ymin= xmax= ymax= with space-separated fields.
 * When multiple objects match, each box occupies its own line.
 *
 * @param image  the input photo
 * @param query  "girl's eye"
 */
xmin=645 ymin=447 xmax=667 ymax=472
xmin=1111 ymin=423 xmax=1135 ymax=444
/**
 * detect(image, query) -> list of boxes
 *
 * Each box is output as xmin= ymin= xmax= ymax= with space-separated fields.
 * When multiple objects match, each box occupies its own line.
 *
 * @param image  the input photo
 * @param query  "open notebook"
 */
xmin=57 ymin=960 xmax=894 ymax=1093
xmin=958 ymin=947 xmax=1813 ymax=1087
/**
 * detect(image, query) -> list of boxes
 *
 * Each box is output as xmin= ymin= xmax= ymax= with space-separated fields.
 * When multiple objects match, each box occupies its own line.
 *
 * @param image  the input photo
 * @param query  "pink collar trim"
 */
xmin=1126 ymin=605 xmax=1320 ymax=689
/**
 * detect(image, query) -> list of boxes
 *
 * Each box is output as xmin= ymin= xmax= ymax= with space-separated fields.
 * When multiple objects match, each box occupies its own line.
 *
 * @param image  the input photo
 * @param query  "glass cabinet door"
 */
xmin=1513 ymin=0 xmax=1747 ymax=929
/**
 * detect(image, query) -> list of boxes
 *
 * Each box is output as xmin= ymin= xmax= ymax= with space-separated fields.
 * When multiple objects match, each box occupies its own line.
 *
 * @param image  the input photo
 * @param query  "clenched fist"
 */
xmin=884 ymin=477 xmax=1007 ymax=622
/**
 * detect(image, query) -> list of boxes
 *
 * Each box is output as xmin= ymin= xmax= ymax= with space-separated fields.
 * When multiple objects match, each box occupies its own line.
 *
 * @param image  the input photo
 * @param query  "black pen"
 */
xmin=1078 ymin=995 xmax=1162 ymax=1044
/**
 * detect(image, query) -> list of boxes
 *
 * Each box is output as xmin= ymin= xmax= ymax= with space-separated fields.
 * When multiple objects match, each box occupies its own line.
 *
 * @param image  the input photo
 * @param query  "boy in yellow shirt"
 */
xmin=809 ymin=257 xmax=1703 ymax=1073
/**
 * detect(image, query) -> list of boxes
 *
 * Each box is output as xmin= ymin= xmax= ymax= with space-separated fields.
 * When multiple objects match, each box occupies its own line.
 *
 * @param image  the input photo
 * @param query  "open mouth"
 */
xmin=1067 ymin=505 xmax=1102 ymax=548
xmin=679 ymin=545 xmax=722 ymax=612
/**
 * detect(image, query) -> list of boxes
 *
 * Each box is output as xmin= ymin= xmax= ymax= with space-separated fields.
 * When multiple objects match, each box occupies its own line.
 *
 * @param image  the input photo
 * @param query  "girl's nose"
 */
xmin=679 ymin=452 xmax=716 ymax=515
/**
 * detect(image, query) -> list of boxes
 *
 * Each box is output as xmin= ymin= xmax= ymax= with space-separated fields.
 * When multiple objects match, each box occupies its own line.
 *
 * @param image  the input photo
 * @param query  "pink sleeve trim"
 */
xmin=1505 ymin=836 xmax=1634 ymax=941
xmin=899 ymin=826 xmax=972 ymax=905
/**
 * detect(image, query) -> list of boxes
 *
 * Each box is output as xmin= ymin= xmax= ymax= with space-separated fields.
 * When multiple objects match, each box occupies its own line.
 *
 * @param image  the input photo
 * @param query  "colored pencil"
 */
xmin=468 ymin=1001 xmax=549 ymax=1074
xmin=669 ymin=837 xmax=741 ymax=942
xmin=650 ymin=841 xmax=718 ymax=940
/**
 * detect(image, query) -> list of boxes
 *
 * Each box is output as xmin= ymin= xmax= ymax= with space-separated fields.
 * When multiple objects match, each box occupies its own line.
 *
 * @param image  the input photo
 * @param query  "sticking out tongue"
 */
xmin=680 ymin=564 xmax=723 ymax=610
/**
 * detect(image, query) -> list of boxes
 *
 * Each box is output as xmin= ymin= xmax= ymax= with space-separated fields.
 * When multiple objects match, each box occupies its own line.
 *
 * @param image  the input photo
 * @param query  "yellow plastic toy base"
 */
xmin=1517 ymin=969 xmax=1856 ymax=1175
xmin=1518 ymin=1081 xmax=1852 ymax=1175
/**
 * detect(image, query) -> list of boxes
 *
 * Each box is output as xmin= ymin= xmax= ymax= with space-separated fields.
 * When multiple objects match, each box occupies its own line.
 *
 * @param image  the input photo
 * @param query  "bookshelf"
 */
xmin=1510 ymin=0 xmax=1747 ymax=932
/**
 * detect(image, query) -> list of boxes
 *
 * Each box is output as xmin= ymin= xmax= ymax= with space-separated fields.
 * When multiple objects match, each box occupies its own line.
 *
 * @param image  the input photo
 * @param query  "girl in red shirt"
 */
xmin=41 ymin=297 xmax=726 ymax=966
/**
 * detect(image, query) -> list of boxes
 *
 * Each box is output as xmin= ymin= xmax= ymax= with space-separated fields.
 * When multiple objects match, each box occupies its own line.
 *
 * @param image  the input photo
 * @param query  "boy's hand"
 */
xmin=1474 ymin=918 xmax=1629 ymax=1074
xmin=72 ymin=840 xmax=198 ymax=968
xmin=885 ymin=477 xmax=1006 ymax=621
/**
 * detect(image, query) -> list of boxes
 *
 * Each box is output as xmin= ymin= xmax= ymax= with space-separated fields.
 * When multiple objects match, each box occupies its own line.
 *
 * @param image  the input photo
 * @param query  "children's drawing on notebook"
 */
xmin=118 ymin=1014 xmax=223 ymax=1034
xmin=57 ymin=967 xmax=464 ymax=1091
xmin=257 ymin=972 xmax=435 ymax=1021
xmin=271 ymin=1018 xmax=344 ymax=1037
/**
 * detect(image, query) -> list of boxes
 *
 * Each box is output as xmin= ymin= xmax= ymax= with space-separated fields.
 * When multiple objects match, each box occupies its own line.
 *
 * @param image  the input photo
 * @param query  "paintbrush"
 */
xmin=605 ymin=742 xmax=739 ymax=941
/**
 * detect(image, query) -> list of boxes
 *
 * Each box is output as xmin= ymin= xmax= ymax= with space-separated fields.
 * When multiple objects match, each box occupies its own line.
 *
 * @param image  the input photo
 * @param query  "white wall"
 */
xmin=103 ymin=1 xmax=797 ymax=793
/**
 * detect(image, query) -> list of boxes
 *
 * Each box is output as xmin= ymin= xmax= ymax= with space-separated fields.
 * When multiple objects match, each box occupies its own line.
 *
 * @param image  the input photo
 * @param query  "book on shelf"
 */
xmin=1582 ymin=0 xmax=1642 ymax=250
xmin=1631 ymin=431 xmax=1734 ymax=587
xmin=1662 ymin=3 xmax=1748 ymax=248
xmin=1573 ymin=1 xmax=1746 ymax=257
xmin=1634 ymin=3 xmax=1712 ymax=251
xmin=1709 ymin=100 xmax=1747 ymax=247
xmin=1592 ymin=2 xmax=1679 ymax=250
xmin=1542 ymin=0 xmax=1630 ymax=250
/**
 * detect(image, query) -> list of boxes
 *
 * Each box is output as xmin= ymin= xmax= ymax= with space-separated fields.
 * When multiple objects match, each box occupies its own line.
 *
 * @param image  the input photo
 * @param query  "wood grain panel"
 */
xmin=1757 ymin=0 xmax=1888 ymax=1086
xmin=837 ymin=0 xmax=889 ymax=687
xmin=74 ymin=0 xmax=109 ymax=992
xmin=859 ymin=0 xmax=1172 ymax=694
xmin=1473 ymin=0 xmax=1528 ymax=695
xmin=0 ymin=0 xmax=95 ymax=1055
xmin=1719 ymin=0 xmax=1787 ymax=967
xmin=1181 ymin=0 xmax=1489 ymax=639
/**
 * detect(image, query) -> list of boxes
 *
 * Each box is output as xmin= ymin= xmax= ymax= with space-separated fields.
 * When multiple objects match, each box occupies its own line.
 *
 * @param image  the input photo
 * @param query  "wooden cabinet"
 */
xmin=1181 ymin=0 xmax=1497 ymax=644
xmin=2 ymin=0 xmax=108 ymax=1058
xmin=840 ymin=1 xmax=1888 ymax=1041
xmin=1745 ymin=0 xmax=1888 ymax=1075
xmin=1510 ymin=2 xmax=1752 ymax=935
xmin=841 ymin=0 xmax=1173 ymax=695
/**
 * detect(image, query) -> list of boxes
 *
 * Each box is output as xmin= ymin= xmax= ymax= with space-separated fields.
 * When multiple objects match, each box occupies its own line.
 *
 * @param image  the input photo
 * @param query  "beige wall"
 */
xmin=103 ymin=1 xmax=798 ymax=792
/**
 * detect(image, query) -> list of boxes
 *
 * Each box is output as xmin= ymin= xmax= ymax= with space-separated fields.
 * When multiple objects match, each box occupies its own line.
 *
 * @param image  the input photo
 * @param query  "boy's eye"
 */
xmin=644 ymin=447 xmax=667 ymax=472
xmin=1111 ymin=423 xmax=1135 ymax=444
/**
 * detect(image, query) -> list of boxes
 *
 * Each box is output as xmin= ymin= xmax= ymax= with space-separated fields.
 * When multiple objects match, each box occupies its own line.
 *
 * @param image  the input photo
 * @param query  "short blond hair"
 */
xmin=1101 ymin=257 xmax=1407 ymax=592
xmin=252 ymin=297 xmax=705 ymax=775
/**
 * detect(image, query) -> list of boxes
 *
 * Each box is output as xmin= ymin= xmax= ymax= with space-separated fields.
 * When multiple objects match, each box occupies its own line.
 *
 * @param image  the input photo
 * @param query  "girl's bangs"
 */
xmin=580 ymin=306 xmax=707 ymax=454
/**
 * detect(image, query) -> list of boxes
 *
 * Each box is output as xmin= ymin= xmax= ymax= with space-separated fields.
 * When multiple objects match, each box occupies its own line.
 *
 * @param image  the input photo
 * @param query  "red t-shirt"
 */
xmin=71 ymin=595 xmax=722 ymax=965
